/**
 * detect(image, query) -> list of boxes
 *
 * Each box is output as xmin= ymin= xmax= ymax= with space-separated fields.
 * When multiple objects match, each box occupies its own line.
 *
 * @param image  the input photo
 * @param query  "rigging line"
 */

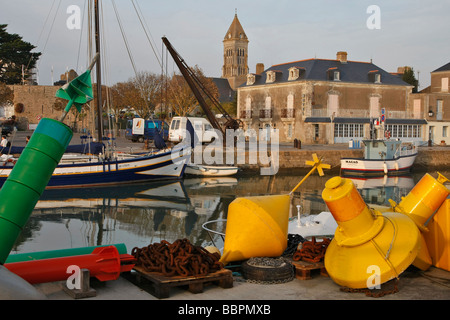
xmin=26 ymin=0 xmax=58 ymax=70
xmin=41 ymin=0 xmax=62 ymax=59
xmin=131 ymin=0 xmax=162 ymax=68
xmin=76 ymin=0 xmax=88 ymax=73
xmin=111 ymin=0 xmax=155 ymax=122
xmin=111 ymin=0 xmax=139 ymax=78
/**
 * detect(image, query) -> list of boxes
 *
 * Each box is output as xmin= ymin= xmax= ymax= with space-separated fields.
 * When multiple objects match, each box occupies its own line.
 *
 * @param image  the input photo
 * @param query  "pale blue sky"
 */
xmin=1 ymin=0 xmax=449 ymax=89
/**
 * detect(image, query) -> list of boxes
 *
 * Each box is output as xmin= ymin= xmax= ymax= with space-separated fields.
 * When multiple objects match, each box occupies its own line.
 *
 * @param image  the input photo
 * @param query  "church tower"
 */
xmin=222 ymin=13 xmax=249 ymax=91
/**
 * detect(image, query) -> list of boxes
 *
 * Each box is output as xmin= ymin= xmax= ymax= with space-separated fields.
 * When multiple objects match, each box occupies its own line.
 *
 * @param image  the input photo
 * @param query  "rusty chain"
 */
xmin=132 ymin=238 xmax=224 ymax=277
xmin=292 ymin=237 xmax=331 ymax=263
xmin=340 ymin=278 xmax=399 ymax=298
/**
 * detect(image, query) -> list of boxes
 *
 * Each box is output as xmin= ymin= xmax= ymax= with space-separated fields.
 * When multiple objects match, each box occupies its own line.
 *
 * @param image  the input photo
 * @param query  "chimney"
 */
xmin=336 ymin=51 xmax=348 ymax=63
xmin=256 ymin=63 xmax=264 ymax=74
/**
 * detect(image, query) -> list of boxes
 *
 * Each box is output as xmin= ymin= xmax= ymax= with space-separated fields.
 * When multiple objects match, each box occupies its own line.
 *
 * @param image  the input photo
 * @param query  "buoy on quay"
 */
xmin=220 ymin=194 xmax=290 ymax=264
xmin=389 ymin=172 xmax=450 ymax=271
xmin=4 ymin=246 xmax=135 ymax=284
xmin=322 ymin=176 xmax=421 ymax=289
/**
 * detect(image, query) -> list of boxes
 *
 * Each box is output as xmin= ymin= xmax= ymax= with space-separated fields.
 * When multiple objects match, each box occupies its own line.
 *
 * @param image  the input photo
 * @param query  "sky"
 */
xmin=1 ymin=0 xmax=449 ymax=90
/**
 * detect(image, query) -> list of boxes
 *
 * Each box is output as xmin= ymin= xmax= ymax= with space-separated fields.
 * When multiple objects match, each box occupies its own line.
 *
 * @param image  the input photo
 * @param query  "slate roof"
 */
xmin=432 ymin=62 xmax=450 ymax=73
xmin=242 ymin=58 xmax=410 ymax=87
xmin=224 ymin=14 xmax=248 ymax=41
xmin=211 ymin=77 xmax=235 ymax=103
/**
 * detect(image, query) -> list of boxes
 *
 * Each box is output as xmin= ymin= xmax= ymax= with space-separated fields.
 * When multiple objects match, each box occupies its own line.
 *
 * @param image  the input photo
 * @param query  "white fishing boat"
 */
xmin=340 ymin=139 xmax=417 ymax=176
xmin=185 ymin=164 xmax=238 ymax=176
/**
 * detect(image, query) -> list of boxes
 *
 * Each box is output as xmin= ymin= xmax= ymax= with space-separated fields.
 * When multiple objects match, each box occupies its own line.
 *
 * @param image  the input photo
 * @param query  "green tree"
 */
xmin=0 ymin=24 xmax=41 ymax=84
xmin=402 ymin=67 xmax=419 ymax=93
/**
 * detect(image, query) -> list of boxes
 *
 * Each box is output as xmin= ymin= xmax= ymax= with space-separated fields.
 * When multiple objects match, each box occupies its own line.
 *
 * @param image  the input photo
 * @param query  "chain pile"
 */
xmin=131 ymin=238 xmax=223 ymax=277
xmin=282 ymin=234 xmax=306 ymax=257
xmin=293 ymin=237 xmax=331 ymax=263
xmin=340 ymin=278 xmax=399 ymax=298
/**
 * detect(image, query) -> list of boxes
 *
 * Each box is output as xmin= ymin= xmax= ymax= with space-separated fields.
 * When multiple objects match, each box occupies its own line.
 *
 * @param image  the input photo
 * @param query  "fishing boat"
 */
xmin=185 ymin=164 xmax=238 ymax=176
xmin=340 ymin=139 xmax=417 ymax=176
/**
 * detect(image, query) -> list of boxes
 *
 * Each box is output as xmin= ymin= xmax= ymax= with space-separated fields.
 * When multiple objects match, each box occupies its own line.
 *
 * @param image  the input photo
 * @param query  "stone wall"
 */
xmin=8 ymin=85 xmax=80 ymax=130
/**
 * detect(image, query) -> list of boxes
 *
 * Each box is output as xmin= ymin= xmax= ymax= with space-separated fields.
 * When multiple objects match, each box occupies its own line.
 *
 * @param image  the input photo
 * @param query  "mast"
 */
xmin=94 ymin=0 xmax=103 ymax=142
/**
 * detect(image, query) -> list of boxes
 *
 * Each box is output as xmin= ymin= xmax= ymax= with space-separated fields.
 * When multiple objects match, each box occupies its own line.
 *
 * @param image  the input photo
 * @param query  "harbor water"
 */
xmin=9 ymin=171 xmax=447 ymax=256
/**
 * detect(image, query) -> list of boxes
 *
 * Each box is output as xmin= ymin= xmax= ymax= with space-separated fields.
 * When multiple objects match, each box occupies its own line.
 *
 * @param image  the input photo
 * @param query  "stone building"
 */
xmin=237 ymin=51 xmax=426 ymax=144
xmin=410 ymin=62 xmax=450 ymax=145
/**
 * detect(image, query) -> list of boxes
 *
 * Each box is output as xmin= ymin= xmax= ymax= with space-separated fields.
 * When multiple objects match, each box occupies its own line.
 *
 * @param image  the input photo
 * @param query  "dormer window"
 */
xmin=246 ymin=74 xmax=256 ymax=85
xmin=334 ymin=71 xmax=340 ymax=81
xmin=368 ymin=70 xmax=381 ymax=83
xmin=266 ymin=71 xmax=276 ymax=83
xmin=288 ymin=67 xmax=305 ymax=81
xmin=327 ymin=67 xmax=340 ymax=81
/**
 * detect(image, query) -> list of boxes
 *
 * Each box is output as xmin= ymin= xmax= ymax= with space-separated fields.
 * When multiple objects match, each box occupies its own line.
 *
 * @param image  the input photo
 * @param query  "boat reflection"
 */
xmin=12 ymin=179 xmax=231 ymax=255
xmin=341 ymin=174 xmax=415 ymax=206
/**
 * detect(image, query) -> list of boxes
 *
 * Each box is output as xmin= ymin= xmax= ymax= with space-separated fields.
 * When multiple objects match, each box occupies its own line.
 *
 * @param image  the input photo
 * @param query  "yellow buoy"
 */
xmin=424 ymin=199 xmax=450 ymax=271
xmin=393 ymin=173 xmax=450 ymax=231
xmin=322 ymin=176 xmax=421 ymax=289
xmin=390 ymin=172 xmax=450 ymax=270
xmin=219 ymin=194 xmax=290 ymax=264
xmin=219 ymin=153 xmax=330 ymax=265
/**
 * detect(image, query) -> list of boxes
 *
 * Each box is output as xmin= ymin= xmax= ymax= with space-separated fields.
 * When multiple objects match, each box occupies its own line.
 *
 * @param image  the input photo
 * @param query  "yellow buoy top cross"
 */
xmin=290 ymin=153 xmax=331 ymax=195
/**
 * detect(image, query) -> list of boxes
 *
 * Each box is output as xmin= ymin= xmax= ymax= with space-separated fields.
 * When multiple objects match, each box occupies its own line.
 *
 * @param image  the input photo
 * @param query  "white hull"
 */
xmin=185 ymin=164 xmax=238 ymax=176
xmin=340 ymin=153 xmax=417 ymax=176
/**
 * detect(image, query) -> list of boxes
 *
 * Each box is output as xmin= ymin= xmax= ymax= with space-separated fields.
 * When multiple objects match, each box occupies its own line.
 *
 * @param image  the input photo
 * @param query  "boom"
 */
xmin=162 ymin=37 xmax=241 ymax=136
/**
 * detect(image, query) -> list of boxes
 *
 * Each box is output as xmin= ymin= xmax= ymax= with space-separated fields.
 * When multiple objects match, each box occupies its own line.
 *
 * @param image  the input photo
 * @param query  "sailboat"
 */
xmin=0 ymin=1 xmax=190 ymax=189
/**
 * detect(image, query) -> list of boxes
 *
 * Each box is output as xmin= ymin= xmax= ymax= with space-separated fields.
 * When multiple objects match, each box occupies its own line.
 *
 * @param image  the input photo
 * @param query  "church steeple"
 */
xmin=222 ymin=12 xmax=249 ymax=90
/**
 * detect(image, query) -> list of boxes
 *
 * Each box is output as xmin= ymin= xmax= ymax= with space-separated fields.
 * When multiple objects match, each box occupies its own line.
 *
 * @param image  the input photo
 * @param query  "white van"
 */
xmin=169 ymin=117 xmax=219 ymax=143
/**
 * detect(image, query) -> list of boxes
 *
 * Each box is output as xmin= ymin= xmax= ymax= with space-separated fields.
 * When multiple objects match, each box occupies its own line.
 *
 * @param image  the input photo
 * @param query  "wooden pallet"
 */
xmin=132 ymin=266 xmax=233 ymax=299
xmin=291 ymin=260 xmax=328 ymax=280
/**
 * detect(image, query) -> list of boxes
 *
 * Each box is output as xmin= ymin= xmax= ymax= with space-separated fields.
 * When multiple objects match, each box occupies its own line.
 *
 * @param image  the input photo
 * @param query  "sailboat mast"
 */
xmin=94 ymin=0 xmax=103 ymax=142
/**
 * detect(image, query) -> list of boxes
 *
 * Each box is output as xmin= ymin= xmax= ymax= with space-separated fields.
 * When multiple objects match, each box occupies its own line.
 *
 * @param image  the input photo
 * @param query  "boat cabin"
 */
xmin=362 ymin=139 xmax=402 ymax=160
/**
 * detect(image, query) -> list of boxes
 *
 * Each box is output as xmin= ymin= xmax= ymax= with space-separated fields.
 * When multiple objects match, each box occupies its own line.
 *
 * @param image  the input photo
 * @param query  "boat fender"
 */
xmin=383 ymin=162 xmax=388 ymax=174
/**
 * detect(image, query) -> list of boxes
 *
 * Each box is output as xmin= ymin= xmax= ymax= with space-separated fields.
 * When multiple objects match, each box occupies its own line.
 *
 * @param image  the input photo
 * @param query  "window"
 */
xmin=443 ymin=126 xmax=448 ymax=138
xmin=369 ymin=96 xmax=380 ymax=118
xmin=413 ymin=99 xmax=421 ymax=119
xmin=386 ymin=124 xmax=422 ymax=138
xmin=334 ymin=71 xmax=340 ymax=81
xmin=368 ymin=70 xmax=381 ymax=83
xmin=375 ymin=74 xmax=381 ymax=83
xmin=246 ymin=74 xmax=255 ymax=85
xmin=437 ymin=100 xmax=443 ymax=121
xmin=288 ymin=67 xmax=299 ymax=81
xmin=442 ymin=77 xmax=449 ymax=92
xmin=327 ymin=68 xmax=340 ymax=81
xmin=287 ymin=124 xmax=293 ymax=138
xmin=171 ymin=119 xmax=179 ymax=130
xmin=266 ymin=71 xmax=277 ymax=83
xmin=328 ymin=94 xmax=339 ymax=117
xmin=334 ymin=123 xmax=364 ymax=138
xmin=265 ymin=96 xmax=272 ymax=110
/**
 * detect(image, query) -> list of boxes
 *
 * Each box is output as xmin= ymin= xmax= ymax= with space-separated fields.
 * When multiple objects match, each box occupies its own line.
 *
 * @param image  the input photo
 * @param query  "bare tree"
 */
xmin=166 ymin=65 xmax=219 ymax=117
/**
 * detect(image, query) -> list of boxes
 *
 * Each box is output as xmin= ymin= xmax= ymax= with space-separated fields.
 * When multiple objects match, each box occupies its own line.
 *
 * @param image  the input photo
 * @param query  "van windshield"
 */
xmin=171 ymin=119 xmax=180 ymax=130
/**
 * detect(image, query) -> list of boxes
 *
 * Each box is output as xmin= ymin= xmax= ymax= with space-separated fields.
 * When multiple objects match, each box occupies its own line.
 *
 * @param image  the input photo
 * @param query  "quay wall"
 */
xmin=234 ymin=147 xmax=450 ymax=173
